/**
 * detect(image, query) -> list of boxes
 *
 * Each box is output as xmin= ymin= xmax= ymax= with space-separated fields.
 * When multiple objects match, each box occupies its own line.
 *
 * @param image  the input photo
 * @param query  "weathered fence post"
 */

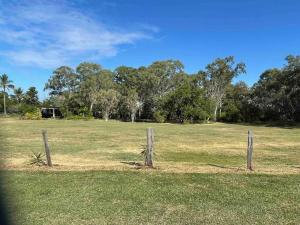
xmin=145 ymin=128 xmax=154 ymax=167
xmin=247 ymin=130 xmax=253 ymax=171
xmin=42 ymin=130 xmax=52 ymax=167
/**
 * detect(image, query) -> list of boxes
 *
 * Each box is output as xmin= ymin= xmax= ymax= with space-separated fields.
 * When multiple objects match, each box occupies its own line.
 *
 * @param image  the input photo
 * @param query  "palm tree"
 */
xmin=0 ymin=74 xmax=14 ymax=115
xmin=13 ymin=87 xmax=24 ymax=103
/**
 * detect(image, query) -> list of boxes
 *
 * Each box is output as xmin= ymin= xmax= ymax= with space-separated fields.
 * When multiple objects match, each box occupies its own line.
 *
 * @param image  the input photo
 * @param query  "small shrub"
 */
xmin=29 ymin=152 xmax=46 ymax=166
xmin=153 ymin=111 xmax=166 ymax=123
xmin=183 ymin=107 xmax=210 ymax=123
xmin=23 ymin=108 xmax=42 ymax=120
xmin=19 ymin=104 xmax=36 ymax=115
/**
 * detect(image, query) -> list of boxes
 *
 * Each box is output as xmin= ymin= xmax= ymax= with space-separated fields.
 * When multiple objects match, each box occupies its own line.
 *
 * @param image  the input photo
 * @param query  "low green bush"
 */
xmin=22 ymin=108 xmax=42 ymax=120
xmin=19 ymin=104 xmax=37 ymax=115
xmin=153 ymin=111 xmax=166 ymax=123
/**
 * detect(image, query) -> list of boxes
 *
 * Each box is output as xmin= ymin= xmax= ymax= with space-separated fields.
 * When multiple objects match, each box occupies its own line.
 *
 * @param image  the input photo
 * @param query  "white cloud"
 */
xmin=0 ymin=0 xmax=157 ymax=68
xmin=4 ymin=50 xmax=65 ymax=68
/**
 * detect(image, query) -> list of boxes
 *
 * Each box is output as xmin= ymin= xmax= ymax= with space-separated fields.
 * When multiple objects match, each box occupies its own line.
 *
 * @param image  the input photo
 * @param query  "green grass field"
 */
xmin=1 ymin=118 xmax=300 ymax=224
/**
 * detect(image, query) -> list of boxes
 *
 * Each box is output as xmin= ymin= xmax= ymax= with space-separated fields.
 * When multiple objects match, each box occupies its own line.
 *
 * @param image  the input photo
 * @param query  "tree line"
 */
xmin=1 ymin=55 xmax=299 ymax=123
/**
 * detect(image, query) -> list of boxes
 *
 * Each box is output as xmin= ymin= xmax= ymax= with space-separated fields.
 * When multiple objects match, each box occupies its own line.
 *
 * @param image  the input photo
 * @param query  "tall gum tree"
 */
xmin=76 ymin=62 xmax=103 ymax=112
xmin=44 ymin=66 xmax=79 ymax=116
xmin=114 ymin=66 xmax=143 ymax=120
xmin=97 ymin=89 xmax=119 ymax=121
xmin=199 ymin=56 xmax=246 ymax=121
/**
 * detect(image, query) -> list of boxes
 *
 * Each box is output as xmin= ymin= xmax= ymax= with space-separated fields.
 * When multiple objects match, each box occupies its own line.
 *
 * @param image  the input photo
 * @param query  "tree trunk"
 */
xmin=131 ymin=112 xmax=135 ymax=123
xmin=89 ymin=102 xmax=93 ymax=112
xmin=104 ymin=111 xmax=109 ymax=121
xmin=219 ymin=101 xmax=222 ymax=118
xmin=3 ymin=88 xmax=6 ymax=115
xmin=213 ymin=104 xmax=218 ymax=122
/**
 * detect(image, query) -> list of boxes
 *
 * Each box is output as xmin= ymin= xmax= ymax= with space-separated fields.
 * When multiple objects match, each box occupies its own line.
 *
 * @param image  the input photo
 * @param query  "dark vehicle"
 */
xmin=93 ymin=111 xmax=101 ymax=118
xmin=41 ymin=107 xmax=62 ymax=118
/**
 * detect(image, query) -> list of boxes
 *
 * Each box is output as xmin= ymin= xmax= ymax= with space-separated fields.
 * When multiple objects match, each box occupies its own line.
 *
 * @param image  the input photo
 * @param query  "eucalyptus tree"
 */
xmin=97 ymin=89 xmax=119 ymax=121
xmin=162 ymin=75 xmax=210 ymax=123
xmin=76 ymin=62 xmax=103 ymax=112
xmin=147 ymin=60 xmax=184 ymax=97
xmin=44 ymin=66 xmax=79 ymax=115
xmin=0 ymin=74 xmax=14 ymax=115
xmin=80 ymin=74 xmax=101 ymax=112
xmin=114 ymin=66 xmax=139 ymax=87
xmin=80 ymin=69 xmax=114 ymax=113
xmin=124 ymin=89 xmax=139 ymax=122
xmin=221 ymin=81 xmax=250 ymax=122
xmin=114 ymin=66 xmax=143 ymax=120
xmin=250 ymin=55 xmax=300 ymax=121
xmin=282 ymin=55 xmax=300 ymax=121
xmin=95 ymin=70 xmax=118 ymax=120
xmin=199 ymin=56 xmax=246 ymax=121
xmin=76 ymin=62 xmax=102 ymax=81
xmin=250 ymin=69 xmax=282 ymax=121
xmin=136 ymin=60 xmax=184 ymax=119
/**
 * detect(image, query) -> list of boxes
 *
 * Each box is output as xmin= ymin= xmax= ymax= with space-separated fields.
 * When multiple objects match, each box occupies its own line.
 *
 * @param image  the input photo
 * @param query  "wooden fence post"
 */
xmin=145 ymin=128 xmax=154 ymax=167
xmin=247 ymin=130 xmax=253 ymax=171
xmin=42 ymin=130 xmax=52 ymax=167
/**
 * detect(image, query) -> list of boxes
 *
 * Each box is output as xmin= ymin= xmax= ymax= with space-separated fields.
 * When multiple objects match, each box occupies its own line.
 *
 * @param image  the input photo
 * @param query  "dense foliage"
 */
xmin=1 ymin=55 xmax=299 ymax=122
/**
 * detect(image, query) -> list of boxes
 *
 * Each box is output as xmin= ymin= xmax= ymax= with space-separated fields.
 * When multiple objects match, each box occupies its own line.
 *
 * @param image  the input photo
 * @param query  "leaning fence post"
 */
xmin=247 ymin=130 xmax=253 ymax=171
xmin=42 ymin=130 xmax=52 ymax=167
xmin=145 ymin=128 xmax=154 ymax=167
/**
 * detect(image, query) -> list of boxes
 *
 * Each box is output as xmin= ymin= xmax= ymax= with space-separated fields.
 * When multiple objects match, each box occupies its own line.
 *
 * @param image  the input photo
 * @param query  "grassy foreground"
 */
xmin=1 ymin=118 xmax=300 ymax=224
xmin=3 ymin=171 xmax=300 ymax=225
xmin=1 ymin=118 xmax=300 ymax=173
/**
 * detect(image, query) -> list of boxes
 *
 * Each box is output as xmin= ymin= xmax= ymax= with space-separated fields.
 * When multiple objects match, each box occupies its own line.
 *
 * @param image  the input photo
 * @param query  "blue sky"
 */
xmin=0 ymin=0 xmax=300 ymax=99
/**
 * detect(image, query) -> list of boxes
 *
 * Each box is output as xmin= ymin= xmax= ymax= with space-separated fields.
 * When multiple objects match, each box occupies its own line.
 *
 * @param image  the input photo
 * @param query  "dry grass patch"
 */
xmin=1 ymin=118 xmax=299 ymax=174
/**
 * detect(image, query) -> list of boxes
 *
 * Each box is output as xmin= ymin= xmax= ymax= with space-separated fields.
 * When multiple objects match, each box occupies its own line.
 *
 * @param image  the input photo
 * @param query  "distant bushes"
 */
xmin=2 ymin=55 xmax=299 ymax=124
xmin=153 ymin=111 xmax=166 ymax=123
xmin=22 ymin=108 xmax=42 ymax=120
